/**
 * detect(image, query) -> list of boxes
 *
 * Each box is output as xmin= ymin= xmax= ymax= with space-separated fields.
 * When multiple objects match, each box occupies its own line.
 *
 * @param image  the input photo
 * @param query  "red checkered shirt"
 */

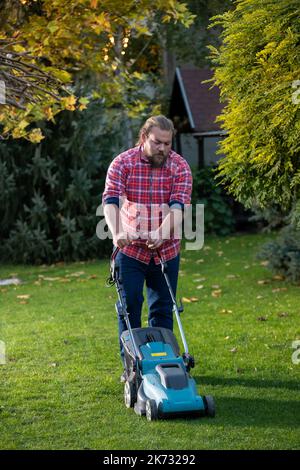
xmin=102 ymin=146 xmax=192 ymax=264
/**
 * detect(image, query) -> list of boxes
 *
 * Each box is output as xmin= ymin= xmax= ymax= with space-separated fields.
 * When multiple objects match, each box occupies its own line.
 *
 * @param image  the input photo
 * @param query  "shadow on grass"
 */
xmin=191 ymin=375 xmax=300 ymax=428
xmin=202 ymin=396 xmax=300 ymax=428
xmin=195 ymin=375 xmax=299 ymax=392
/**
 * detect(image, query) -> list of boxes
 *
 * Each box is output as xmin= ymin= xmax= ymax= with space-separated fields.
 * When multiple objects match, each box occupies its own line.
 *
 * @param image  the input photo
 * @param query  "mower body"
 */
xmin=121 ymin=327 xmax=206 ymax=418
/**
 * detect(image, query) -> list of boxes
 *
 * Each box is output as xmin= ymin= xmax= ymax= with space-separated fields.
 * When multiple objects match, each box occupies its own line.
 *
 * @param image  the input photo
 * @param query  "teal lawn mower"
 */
xmin=108 ymin=248 xmax=215 ymax=421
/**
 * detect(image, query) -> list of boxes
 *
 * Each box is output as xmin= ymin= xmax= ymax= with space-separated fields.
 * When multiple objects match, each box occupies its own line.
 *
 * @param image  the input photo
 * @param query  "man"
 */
xmin=102 ymin=115 xmax=192 ymax=379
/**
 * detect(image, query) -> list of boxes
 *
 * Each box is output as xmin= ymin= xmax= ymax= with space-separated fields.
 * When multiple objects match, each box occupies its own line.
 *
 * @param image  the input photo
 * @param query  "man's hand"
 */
xmin=146 ymin=230 xmax=164 ymax=250
xmin=113 ymin=232 xmax=139 ymax=249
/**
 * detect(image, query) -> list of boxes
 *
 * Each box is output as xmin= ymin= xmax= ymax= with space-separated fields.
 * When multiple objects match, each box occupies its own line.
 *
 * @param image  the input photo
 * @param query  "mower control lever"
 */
xmin=178 ymin=298 xmax=184 ymax=314
xmin=182 ymin=352 xmax=195 ymax=371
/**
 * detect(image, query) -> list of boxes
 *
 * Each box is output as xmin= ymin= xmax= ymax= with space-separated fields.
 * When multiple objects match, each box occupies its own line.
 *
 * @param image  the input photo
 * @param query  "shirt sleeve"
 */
xmin=102 ymin=155 xmax=127 ymax=207
xmin=169 ymin=159 xmax=193 ymax=210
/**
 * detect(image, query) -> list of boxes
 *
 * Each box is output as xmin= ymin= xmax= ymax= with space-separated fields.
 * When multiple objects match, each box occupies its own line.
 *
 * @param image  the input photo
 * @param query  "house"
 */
xmin=169 ymin=67 xmax=227 ymax=168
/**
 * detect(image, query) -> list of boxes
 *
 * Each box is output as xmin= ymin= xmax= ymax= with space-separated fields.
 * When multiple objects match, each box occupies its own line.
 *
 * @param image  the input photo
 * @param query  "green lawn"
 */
xmin=0 ymin=232 xmax=299 ymax=450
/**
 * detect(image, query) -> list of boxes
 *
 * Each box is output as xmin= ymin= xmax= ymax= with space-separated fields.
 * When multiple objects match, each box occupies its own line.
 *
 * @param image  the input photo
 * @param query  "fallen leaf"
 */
xmin=196 ymin=285 xmax=204 ymax=289
xmin=220 ymin=309 xmax=232 ymax=314
xmin=50 ymin=362 xmax=58 ymax=367
xmin=211 ymin=284 xmax=220 ymax=289
xmin=278 ymin=312 xmax=289 ymax=318
xmin=272 ymin=288 xmax=288 ymax=293
xmin=257 ymin=316 xmax=267 ymax=321
xmin=212 ymin=289 xmax=222 ymax=298
xmin=226 ymin=274 xmax=238 ymax=279
xmin=272 ymin=275 xmax=285 ymax=281
xmin=17 ymin=294 xmax=30 ymax=300
xmin=68 ymin=271 xmax=85 ymax=277
xmin=88 ymin=275 xmax=97 ymax=279
xmin=190 ymin=297 xmax=199 ymax=302
xmin=230 ymin=347 xmax=238 ymax=353
xmin=225 ymin=336 xmax=230 ymax=340
xmin=257 ymin=279 xmax=270 ymax=285
xmin=19 ymin=301 xmax=28 ymax=305
xmin=260 ymin=260 xmax=269 ymax=266
xmin=256 ymin=295 xmax=263 ymax=299
xmin=203 ymin=245 xmax=212 ymax=251
xmin=182 ymin=297 xmax=192 ymax=303
xmin=196 ymin=259 xmax=204 ymax=264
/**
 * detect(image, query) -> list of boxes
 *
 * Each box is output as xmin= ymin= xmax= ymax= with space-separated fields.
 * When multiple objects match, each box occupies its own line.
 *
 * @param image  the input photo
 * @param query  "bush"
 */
xmin=191 ymin=166 xmax=235 ymax=236
xmin=257 ymin=226 xmax=300 ymax=283
xmin=0 ymin=102 xmax=125 ymax=264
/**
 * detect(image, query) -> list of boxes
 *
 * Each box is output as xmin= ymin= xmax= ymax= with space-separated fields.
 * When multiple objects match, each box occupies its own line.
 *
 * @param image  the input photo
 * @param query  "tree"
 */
xmin=208 ymin=0 xmax=300 ymax=222
xmin=208 ymin=0 xmax=300 ymax=280
xmin=0 ymin=0 xmax=194 ymax=142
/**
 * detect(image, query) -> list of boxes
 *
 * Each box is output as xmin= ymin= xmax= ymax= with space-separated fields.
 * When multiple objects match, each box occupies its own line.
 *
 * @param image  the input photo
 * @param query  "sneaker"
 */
xmin=120 ymin=370 xmax=127 ymax=383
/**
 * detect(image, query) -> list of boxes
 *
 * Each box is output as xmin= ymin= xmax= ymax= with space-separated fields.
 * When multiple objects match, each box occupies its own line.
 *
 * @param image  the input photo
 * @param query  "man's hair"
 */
xmin=137 ymin=115 xmax=175 ymax=145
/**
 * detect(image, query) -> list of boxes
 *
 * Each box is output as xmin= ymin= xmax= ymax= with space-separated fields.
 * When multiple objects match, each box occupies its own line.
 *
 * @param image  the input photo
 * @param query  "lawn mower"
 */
xmin=107 ymin=247 xmax=215 ymax=421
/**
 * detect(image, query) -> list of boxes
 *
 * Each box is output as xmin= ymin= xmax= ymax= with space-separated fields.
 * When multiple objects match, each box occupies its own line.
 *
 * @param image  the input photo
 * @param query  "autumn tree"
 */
xmin=0 ymin=0 xmax=194 ymax=142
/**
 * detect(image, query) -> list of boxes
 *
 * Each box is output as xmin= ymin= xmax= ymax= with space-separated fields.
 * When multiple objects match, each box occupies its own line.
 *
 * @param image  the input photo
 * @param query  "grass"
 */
xmin=0 ymin=232 xmax=299 ymax=450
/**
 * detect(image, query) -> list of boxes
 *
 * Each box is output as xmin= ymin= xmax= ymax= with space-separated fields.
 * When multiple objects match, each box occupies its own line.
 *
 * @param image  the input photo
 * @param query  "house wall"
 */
xmin=179 ymin=133 xmax=198 ymax=169
xmin=204 ymin=136 xmax=224 ymax=166
xmin=174 ymin=133 xmax=224 ymax=169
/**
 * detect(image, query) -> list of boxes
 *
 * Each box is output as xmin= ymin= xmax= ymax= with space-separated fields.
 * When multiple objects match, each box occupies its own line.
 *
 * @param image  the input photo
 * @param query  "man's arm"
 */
xmin=104 ymin=203 xmax=134 ymax=249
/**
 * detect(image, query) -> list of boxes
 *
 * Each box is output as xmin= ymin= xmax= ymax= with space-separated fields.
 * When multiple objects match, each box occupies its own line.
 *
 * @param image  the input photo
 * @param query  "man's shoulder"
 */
xmin=115 ymin=146 xmax=140 ymax=163
xmin=169 ymin=150 xmax=191 ymax=170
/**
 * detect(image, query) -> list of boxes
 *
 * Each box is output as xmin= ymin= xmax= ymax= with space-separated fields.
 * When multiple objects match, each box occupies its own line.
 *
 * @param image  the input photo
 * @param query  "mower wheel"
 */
xmin=124 ymin=381 xmax=137 ymax=408
xmin=203 ymin=395 xmax=215 ymax=418
xmin=145 ymin=399 xmax=158 ymax=421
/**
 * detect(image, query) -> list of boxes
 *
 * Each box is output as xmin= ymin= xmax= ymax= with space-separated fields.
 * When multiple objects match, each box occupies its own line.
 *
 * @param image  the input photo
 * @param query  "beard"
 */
xmin=148 ymin=152 xmax=168 ymax=168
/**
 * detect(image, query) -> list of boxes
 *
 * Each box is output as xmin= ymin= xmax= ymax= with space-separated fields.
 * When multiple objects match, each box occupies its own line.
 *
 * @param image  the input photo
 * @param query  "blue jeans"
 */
xmin=115 ymin=251 xmax=180 ymax=362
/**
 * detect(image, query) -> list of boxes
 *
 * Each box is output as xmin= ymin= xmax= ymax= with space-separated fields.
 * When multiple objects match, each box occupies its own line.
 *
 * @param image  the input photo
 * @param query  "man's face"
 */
xmin=142 ymin=126 xmax=172 ymax=168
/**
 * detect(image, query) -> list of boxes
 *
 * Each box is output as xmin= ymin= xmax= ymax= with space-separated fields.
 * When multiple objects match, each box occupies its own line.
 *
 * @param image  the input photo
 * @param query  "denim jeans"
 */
xmin=115 ymin=251 xmax=180 ymax=362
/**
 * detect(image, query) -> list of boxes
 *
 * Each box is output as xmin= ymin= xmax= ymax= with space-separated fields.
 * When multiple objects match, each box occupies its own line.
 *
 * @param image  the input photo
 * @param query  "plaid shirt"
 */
xmin=102 ymin=146 xmax=192 ymax=264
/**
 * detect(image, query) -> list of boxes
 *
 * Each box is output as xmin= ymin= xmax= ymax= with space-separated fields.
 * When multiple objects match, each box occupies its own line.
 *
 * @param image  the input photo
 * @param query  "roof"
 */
xmin=169 ymin=67 xmax=224 ymax=135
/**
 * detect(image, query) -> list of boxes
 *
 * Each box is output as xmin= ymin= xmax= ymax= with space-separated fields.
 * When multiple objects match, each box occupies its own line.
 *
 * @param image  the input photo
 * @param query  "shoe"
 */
xmin=120 ymin=370 xmax=127 ymax=383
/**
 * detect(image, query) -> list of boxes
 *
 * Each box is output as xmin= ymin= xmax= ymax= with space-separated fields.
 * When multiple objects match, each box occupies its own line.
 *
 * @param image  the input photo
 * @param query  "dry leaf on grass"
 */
xmin=182 ymin=297 xmax=199 ymax=303
xmin=212 ymin=289 xmax=222 ymax=298
xmin=220 ymin=309 xmax=232 ymax=314
xmin=257 ymin=316 xmax=267 ymax=321
xmin=260 ymin=261 xmax=269 ymax=266
xmin=272 ymin=275 xmax=285 ymax=281
xmin=17 ymin=294 xmax=30 ymax=300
